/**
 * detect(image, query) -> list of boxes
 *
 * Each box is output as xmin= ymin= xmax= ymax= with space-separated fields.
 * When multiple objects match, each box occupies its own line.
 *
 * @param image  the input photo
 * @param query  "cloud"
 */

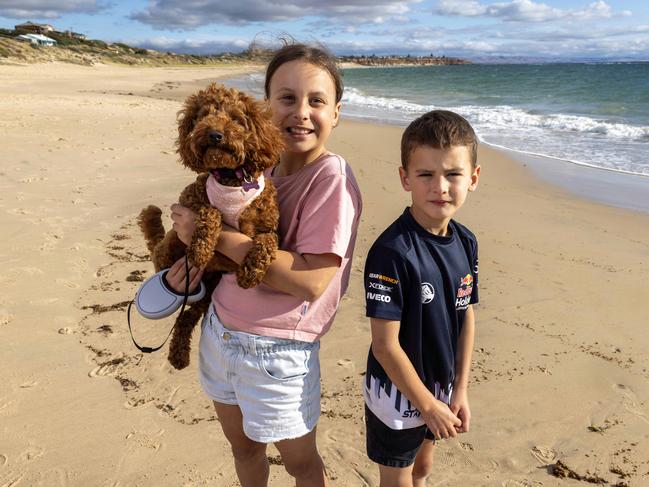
xmin=435 ymin=0 xmax=627 ymax=23
xmin=130 ymin=0 xmax=420 ymax=29
xmin=0 ymin=0 xmax=107 ymax=19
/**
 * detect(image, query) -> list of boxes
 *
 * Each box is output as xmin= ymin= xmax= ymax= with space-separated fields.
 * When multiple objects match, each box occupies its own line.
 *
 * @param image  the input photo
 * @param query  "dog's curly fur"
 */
xmin=138 ymin=83 xmax=283 ymax=370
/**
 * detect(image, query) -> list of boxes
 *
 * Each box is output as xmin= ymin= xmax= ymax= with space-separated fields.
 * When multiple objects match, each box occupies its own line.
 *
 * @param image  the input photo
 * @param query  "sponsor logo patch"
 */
xmin=421 ymin=282 xmax=435 ymax=304
xmin=368 ymin=273 xmax=399 ymax=284
xmin=367 ymin=292 xmax=391 ymax=303
xmin=368 ymin=281 xmax=393 ymax=292
xmin=455 ymin=273 xmax=473 ymax=309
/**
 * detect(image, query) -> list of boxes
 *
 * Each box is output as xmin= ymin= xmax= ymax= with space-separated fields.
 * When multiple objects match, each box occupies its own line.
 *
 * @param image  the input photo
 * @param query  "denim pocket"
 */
xmin=260 ymin=348 xmax=310 ymax=381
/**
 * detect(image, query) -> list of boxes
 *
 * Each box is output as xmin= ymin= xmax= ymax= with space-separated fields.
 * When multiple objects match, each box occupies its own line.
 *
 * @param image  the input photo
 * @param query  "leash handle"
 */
xmin=127 ymin=255 xmax=191 ymax=354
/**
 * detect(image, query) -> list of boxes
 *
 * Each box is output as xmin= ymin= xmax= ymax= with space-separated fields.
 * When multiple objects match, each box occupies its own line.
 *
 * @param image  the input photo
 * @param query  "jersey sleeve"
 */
xmin=295 ymin=174 xmax=359 ymax=259
xmin=364 ymin=245 xmax=408 ymax=321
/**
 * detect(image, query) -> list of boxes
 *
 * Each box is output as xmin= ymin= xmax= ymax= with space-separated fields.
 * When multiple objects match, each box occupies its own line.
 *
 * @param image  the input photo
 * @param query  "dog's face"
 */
xmin=177 ymin=83 xmax=283 ymax=175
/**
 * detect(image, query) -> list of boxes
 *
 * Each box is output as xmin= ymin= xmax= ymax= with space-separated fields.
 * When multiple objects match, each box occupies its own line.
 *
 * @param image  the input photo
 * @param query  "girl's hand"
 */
xmin=164 ymin=256 xmax=204 ymax=294
xmin=170 ymin=203 xmax=197 ymax=246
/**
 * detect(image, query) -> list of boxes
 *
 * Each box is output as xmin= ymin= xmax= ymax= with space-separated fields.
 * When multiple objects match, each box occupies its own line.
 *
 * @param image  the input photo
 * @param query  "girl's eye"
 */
xmin=311 ymin=98 xmax=325 ymax=105
xmin=448 ymin=172 xmax=462 ymax=177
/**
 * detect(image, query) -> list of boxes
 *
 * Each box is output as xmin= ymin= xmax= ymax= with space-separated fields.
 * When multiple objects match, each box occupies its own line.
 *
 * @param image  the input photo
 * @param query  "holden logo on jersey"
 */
xmin=421 ymin=283 xmax=435 ymax=304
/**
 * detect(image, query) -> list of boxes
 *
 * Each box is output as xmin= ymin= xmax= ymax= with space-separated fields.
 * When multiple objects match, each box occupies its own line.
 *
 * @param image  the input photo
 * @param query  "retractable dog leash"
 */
xmin=126 ymin=255 xmax=192 ymax=354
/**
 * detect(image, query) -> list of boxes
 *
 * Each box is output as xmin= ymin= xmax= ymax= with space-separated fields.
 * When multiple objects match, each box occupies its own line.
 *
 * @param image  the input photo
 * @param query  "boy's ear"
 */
xmin=468 ymin=165 xmax=481 ymax=192
xmin=399 ymin=166 xmax=411 ymax=191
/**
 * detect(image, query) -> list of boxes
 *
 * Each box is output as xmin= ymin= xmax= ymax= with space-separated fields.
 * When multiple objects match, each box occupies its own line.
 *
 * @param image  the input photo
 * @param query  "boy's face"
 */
xmin=399 ymin=145 xmax=480 ymax=234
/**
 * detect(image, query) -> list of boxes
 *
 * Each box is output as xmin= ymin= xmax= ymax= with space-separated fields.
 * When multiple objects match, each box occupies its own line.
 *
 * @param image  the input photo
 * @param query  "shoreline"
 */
xmin=2 ymin=62 xmax=649 ymax=486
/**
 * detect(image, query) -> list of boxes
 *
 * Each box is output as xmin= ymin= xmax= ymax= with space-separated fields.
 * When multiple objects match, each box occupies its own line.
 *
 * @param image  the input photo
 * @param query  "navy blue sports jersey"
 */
xmin=363 ymin=208 xmax=479 ymax=429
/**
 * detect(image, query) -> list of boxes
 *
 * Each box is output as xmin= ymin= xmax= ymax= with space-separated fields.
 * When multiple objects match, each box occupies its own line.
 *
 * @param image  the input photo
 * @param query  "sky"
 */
xmin=0 ymin=0 xmax=648 ymax=60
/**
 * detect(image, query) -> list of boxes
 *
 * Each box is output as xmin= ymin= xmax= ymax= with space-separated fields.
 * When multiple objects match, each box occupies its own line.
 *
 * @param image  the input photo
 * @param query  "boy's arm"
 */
xmin=451 ymin=304 xmax=475 ymax=432
xmin=370 ymin=317 xmax=462 ymax=439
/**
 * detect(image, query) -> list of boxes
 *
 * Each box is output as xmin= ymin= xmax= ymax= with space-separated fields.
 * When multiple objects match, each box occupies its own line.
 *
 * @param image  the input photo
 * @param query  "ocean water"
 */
xmin=223 ymin=62 xmax=649 ymax=210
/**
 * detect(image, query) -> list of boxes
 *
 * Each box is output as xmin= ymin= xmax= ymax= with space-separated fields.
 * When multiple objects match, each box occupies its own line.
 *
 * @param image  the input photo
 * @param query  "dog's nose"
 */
xmin=208 ymin=130 xmax=224 ymax=145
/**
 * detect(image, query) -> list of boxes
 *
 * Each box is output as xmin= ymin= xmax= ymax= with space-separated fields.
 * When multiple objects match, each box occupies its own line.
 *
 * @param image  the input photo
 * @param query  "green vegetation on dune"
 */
xmin=0 ymin=29 xmax=469 ymax=67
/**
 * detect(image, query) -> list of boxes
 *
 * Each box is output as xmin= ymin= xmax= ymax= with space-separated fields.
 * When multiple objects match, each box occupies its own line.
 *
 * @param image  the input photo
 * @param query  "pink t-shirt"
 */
xmin=212 ymin=152 xmax=362 ymax=342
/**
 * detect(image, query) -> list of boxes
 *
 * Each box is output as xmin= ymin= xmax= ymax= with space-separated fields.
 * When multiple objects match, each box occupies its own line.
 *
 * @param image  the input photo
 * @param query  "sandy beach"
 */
xmin=1 ymin=62 xmax=649 ymax=486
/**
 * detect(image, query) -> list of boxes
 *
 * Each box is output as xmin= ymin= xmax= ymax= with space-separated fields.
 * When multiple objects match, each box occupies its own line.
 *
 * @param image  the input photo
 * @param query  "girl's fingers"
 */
xmin=189 ymin=267 xmax=205 ymax=291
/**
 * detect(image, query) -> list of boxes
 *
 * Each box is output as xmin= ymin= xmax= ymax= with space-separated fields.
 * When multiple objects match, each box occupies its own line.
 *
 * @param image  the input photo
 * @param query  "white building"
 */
xmin=17 ymin=34 xmax=57 ymax=47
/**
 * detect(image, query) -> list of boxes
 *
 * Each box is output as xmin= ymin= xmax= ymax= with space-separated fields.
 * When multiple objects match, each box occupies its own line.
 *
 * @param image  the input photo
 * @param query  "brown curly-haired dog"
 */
xmin=138 ymin=83 xmax=283 ymax=369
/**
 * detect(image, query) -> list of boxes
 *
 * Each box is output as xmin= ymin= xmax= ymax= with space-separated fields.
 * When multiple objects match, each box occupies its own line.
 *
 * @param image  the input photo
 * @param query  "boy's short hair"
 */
xmin=401 ymin=110 xmax=478 ymax=169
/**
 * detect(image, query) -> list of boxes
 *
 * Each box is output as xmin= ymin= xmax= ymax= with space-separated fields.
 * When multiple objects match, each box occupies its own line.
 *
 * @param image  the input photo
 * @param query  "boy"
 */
xmin=363 ymin=110 xmax=481 ymax=487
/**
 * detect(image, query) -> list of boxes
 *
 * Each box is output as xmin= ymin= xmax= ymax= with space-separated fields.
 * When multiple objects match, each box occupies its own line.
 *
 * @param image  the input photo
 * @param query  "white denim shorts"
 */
xmin=199 ymin=305 xmax=321 ymax=443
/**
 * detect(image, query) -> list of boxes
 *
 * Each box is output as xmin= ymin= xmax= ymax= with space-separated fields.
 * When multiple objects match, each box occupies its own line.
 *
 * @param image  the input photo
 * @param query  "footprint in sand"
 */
xmin=531 ymin=445 xmax=557 ymax=464
xmin=337 ymin=359 xmax=355 ymax=371
xmin=0 ymin=454 xmax=7 ymax=466
xmin=614 ymin=383 xmax=649 ymax=424
xmin=89 ymin=364 xmax=118 ymax=378
xmin=124 ymin=429 xmax=164 ymax=451
xmin=437 ymin=446 xmax=477 ymax=470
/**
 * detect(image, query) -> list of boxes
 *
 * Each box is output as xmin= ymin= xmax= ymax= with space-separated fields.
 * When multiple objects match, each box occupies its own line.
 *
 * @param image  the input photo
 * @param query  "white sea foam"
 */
xmin=341 ymin=87 xmax=649 ymax=177
xmin=343 ymin=88 xmax=649 ymax=142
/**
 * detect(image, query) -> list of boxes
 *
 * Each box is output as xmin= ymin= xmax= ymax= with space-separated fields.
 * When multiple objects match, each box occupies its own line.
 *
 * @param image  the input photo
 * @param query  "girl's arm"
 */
xmin=170 ymin=203 xmax=340 ymax=302
xmin=215 ymin=226 xmax=340 ymax=302
xmin=370 ymin=317 xmax=462 ymax=439
xmin=450 ymin=304 xmax=475 ymax=432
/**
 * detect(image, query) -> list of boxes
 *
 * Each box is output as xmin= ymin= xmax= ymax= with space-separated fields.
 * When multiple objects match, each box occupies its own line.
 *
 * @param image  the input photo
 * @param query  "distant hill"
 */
xmin=0 ymin=28 xmax=264 ymax=66
xmin=339 ymin=54 xmax=470 ymax=66
xmin=0 ymin=28 xmax=470 ymax=67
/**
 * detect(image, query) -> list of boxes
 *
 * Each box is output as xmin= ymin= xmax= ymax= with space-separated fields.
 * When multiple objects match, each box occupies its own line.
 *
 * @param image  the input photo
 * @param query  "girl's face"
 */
xmin=267 ymin=60 xmax=341 ymax=167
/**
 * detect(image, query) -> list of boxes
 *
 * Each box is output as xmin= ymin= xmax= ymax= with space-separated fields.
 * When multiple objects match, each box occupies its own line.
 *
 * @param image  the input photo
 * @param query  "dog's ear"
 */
xmin=246 ymin=99 xmax=284 ymax=170
xmin=176 ymin=92 xmax=203 ymax=169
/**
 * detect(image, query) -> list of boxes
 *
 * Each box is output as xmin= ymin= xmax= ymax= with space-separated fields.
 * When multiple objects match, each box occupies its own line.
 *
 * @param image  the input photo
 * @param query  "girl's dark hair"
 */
xmin=401 ymin=110 xmax=478 ymax=169
xmin=264 ymin=43 xmax=344 ymax=103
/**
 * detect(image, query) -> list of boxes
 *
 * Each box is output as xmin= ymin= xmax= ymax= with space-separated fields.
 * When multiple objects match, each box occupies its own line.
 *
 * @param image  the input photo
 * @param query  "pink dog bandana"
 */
xmin=206 ymin=174 xmax=265 ymax=230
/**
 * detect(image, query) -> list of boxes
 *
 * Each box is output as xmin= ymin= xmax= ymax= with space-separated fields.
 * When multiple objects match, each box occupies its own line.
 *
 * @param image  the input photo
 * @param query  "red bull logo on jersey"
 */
xmin=455 ymin=273 xmax=474 ymax=308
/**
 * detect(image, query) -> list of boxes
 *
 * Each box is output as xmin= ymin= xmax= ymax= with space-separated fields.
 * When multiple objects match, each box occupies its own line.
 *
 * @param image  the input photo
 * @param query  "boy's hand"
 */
xmin=422 ymin=399 xmax=462 ymax=440
xmin=165 ymin=256 xmax=204 ymax=294
xmin=450 ymin=388 xmax=471 ymax=433
xmin=170 ymin=203 xmax=197 ymax=246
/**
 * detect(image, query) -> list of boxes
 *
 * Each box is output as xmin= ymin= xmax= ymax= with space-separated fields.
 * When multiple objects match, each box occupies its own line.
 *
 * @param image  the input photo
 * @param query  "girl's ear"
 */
xmin=332 ymin=101 xmax=341 ymax=128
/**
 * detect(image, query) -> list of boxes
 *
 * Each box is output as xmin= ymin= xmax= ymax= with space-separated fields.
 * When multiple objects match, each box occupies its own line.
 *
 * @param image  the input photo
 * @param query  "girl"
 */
xmin=168 ymin=44 xmax=362 ymax=487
